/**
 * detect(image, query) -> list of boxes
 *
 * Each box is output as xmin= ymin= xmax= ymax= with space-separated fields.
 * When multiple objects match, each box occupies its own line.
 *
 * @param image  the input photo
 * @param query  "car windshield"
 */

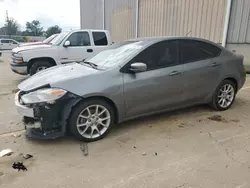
xmin=50 ymin=32 xmax=69 ymax=46
xmin=84 ymin=41 xmax=147 ymax=68
xmin=43 ymin=34 xmax=57 ymax=43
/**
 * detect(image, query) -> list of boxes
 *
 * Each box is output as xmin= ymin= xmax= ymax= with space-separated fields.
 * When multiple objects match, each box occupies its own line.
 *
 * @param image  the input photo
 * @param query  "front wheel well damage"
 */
xmin=24 ymin=95 xmax=119 ymax=138
xmin=67 ymin=96 xmax=119 ymax=125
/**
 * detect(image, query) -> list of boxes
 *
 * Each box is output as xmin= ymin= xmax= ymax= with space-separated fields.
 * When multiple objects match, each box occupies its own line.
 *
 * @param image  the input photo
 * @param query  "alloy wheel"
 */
xmin=217 ymin=84 xmax=235 ymax=108
xmin=76 ymin=105 xmax=111 ymax=139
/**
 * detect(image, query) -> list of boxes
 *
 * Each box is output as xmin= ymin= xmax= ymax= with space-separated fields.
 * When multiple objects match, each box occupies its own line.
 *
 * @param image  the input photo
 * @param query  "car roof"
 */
xmin=128 ymin=36 xmax=221 ymax=47
xmin=65 ymin=29 xmax=109 ymax=33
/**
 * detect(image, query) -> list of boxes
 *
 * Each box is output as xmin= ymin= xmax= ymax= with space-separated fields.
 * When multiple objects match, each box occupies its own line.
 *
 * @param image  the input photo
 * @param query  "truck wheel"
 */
xmin=29 ymin=60 xmax=53 ymax=75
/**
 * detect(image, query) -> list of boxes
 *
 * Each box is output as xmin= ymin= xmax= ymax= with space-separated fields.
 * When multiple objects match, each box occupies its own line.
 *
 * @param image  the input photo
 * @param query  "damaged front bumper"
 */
xmin=15 ymin=91 xmax=81 ymax=139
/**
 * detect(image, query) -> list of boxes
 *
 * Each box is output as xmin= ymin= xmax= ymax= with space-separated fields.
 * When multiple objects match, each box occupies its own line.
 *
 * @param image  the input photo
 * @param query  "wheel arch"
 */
xmin=27 ymin=57 xmax=57 ymax=73
xmin=223 ymin=77 xmax=238 ymax=91
xmin=72 ymin=96 xmax=120 ymax=124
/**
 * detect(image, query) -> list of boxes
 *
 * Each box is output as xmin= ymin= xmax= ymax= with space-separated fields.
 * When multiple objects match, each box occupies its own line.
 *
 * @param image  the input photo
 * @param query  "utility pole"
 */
xmin=6 ymin=10 xmax=10 ymax=37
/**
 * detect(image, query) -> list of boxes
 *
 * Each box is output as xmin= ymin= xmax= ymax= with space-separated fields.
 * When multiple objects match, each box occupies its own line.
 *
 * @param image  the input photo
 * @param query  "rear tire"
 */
xmin=29 ymin=60 xmax=53 ymax=76
xmin=69 ymin=99 xmax=115 ymax=142
xmin=209 ymin=79 xmax=236 ymax=111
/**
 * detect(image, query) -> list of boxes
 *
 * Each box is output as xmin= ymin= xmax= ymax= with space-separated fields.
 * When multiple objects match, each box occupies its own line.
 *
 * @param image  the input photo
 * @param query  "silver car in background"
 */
xmin=15 ymin=37 xmax=246 ymax=141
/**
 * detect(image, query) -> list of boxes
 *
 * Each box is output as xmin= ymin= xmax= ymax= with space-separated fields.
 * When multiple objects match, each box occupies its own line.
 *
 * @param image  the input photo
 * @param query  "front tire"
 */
xmin=69 ymin=99 xmax=115 ymax=142
xmin=29 ymin=60 xmax=53 ymax=76
xmin=209 ymin=79 xmax=236 ymax=111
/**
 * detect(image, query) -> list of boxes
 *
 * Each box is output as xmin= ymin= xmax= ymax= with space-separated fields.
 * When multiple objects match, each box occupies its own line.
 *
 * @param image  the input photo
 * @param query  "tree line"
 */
xmin=0 ymin=16 xmax=62 ymax=40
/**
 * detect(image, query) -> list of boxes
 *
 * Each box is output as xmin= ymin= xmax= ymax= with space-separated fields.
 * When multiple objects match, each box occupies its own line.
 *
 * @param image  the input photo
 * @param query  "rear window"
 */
xmin=1 ymin=40 xmax=10 ymax=43
xmin=179 ymin=40 xmax=221 ymax=63
xmin=194 ymin=41 xmax=221 ymax=57
xmin=92 ymin=32 xmax=108 ymax=46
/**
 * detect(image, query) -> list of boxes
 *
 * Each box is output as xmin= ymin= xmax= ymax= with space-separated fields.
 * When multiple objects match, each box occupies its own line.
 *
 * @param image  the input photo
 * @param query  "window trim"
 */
xmin=10 ymin=40 xmax=18 ymax=44
xmin=179 ymin=39 xmax=222 ymax=64
xmin=92 ymin=31 xmax=108 ymax=46
xmin=1 ymin=39 xmax=10 ymax=44
xmin=120 ymin=39 xmax=180 ymax=73
xmin=66 ymin=31 xmax=91 ymax=47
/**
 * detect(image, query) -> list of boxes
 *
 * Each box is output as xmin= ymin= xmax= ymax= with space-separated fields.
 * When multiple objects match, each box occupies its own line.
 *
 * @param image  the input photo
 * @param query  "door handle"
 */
xmin=211 ymin=62 xmax=220 ymax=67
xmin=169 ymin=71 xmax=181 ymax=76
xmin=87 ymin=49 xmax=93 ymax=53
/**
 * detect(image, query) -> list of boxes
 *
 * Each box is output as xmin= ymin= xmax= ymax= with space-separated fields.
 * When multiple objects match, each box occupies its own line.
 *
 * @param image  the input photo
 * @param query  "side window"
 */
xmin=179 ymin=40 xmax=221 ymax=63
xmin=132 ymin=40 xmax=178 ymax=70
xmin=93 ymin=32 xmax=108 ymax=46
xmin=1 ymin=40 xmax=10 ymax=44
xmin=67 ymin=32 xmax=90 ymax=46
xmin=195 ymin=41 xmax=221 ymax=57
xmin=11 ymin=40 xmax=18 ymax=44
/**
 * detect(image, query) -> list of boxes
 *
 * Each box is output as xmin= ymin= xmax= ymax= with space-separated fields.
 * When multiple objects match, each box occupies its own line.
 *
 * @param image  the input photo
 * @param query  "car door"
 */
xmin=179 ymin=39 xmax=222 ymax=104
xmin=0 ymin=39 xmax=10 ymax=50
xmin=10 ymin=39 xmax=18 ymax=49
xmin=122 ymin=40 xmax=184 ymax=118
xmin=6 ymin=40 xmax=12 ymax=50
xmin=59 ymin=31 xmax=93 ymax=63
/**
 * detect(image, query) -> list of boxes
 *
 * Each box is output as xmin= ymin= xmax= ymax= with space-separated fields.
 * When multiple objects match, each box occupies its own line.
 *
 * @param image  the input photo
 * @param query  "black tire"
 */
xmin=209 ymin=79 xmax=236 ymax=111
xmin=29 ymin=60 xmax=53 ymax=76
xmin=68 ymin=99 xmax=115 ymax=142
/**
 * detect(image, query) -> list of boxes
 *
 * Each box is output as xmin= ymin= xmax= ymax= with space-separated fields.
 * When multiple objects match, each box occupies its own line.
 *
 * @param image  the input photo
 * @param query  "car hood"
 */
xmin=19 ymin=42 xmax=46 ymax=47
xmin=18 ymin=63 xmax=100 ymax=92
xmin=12 ymin=44 xmax=52 ymax=53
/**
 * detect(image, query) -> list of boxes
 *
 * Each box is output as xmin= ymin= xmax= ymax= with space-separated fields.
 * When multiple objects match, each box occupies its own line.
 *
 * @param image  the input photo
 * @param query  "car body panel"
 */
xmin=18 ymin=63 xmax=101 ymax=91
xmin=15 ymin=36 xmax=246 ymax=139
xmin=123 ymin=64 xmax=184 ymax=117
xmin=19 ymin=34 xmax=59 ymax=47
xmin=18 ymin=63 xmax=125 ymax=121
xmin=12 ymin=44 xmax=60 ymax=63
xmin=182 ymin=58 xmax=217 ymax=104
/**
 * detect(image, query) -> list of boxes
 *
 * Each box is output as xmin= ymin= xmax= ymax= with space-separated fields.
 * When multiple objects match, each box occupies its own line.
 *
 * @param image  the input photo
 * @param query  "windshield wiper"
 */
xmin=81 ymin=61 xmax=98 ymax=69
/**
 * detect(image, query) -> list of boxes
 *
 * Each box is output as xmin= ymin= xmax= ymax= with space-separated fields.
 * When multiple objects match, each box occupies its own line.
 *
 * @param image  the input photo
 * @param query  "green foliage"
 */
xmin=24 ymin=20 xmax=44 ymax=36
xmin=0 ymin=17 xmax=62 ymax=38
xmin=0 ymin=17 xmax=20 ymax=36
xmin=45 ymin=25 xmax=62 ymax=38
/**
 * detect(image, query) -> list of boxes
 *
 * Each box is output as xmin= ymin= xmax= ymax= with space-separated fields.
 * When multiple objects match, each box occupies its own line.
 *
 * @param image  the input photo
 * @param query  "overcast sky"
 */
xmin=0 ymin=0 xmax=80 ymax=31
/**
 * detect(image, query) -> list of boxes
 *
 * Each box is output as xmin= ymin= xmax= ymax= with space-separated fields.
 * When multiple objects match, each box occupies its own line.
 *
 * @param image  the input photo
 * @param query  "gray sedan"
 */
xmin=15 ymin=37 xmax=246 ymax=141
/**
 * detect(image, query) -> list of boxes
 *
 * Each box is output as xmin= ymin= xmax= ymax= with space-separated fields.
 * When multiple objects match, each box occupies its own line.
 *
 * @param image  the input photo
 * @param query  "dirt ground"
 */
xmin=1 ymin=51 xmax=250 ymax=188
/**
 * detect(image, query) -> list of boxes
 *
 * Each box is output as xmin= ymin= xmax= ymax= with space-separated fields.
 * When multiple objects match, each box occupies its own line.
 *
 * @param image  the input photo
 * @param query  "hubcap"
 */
xmin=76 ymin=105 xmax=111 ymax=139
xmin=36 ymin=66 xmax=47 ymax=73
xmin=218 ymin=84 xmax=234 ymax=108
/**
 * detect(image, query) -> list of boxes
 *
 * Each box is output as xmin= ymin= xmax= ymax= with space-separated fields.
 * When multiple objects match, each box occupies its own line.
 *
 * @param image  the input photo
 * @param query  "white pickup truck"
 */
xmin=11 ymin=29 xmax=112 ymax=75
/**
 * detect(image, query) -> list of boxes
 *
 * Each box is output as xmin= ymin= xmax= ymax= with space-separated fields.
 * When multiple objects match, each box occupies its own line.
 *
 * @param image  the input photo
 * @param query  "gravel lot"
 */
xmin=1 ymin=51 xmax=250 ymax=188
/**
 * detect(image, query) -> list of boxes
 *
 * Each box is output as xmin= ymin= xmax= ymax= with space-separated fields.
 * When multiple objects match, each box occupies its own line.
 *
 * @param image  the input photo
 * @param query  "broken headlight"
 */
xmin=21 ymin=88 xmax=67 ymax=104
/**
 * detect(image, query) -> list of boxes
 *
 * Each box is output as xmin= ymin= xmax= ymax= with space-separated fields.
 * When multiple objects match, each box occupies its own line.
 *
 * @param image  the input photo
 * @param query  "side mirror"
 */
xmin=129 ymin=62 xmax=147 ymax=73
xmin=64 ymin=40 xmax=70 ymax=47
